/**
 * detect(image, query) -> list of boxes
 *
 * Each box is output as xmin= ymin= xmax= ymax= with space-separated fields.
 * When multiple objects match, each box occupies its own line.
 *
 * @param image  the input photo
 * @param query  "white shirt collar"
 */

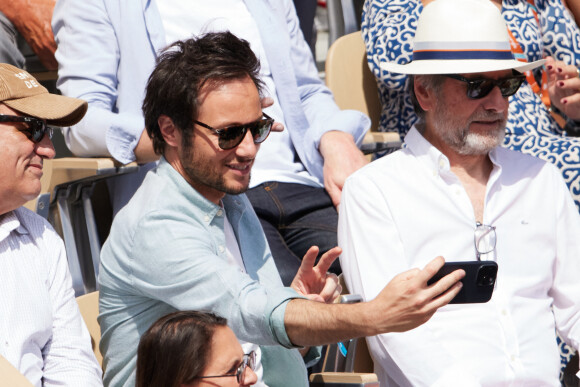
xmin=404 ymin=124 xmax=503 ymax=177
xmin=0 ymin=210 xmax=28 ymax=243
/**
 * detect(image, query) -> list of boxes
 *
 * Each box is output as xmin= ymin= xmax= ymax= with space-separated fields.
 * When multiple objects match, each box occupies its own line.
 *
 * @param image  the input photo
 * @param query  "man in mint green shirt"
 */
xmin=98 ymin=32 xmax=465 ymax=387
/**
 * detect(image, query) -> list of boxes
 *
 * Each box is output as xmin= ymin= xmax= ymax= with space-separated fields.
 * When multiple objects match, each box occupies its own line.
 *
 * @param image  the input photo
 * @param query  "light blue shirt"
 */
xmin=52 ymin=0 xmax=370 ymax=184
xmin=98 ymin=158 xmax=313 ymax=386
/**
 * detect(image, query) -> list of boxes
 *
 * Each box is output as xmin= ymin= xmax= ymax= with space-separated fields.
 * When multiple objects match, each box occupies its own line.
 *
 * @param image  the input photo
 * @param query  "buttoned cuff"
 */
xmin=310 ymin=110 xmax=371 ymax=149
xmin=304 ymin=110 xmax=371 ymax=181
xmin=106 ymin=112 xmax=146 ymax=164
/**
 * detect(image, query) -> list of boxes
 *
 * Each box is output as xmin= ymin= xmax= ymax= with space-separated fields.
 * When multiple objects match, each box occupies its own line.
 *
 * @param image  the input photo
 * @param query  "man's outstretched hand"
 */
xmin=291 ymin=246 xmax=342 ymax=304
xmin=368 ymin=256 xmax=465 ymax=333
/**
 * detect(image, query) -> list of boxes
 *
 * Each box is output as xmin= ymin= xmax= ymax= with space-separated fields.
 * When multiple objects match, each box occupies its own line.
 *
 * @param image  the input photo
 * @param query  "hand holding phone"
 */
xmin=427 ymin=261 xmax=498 ymax=304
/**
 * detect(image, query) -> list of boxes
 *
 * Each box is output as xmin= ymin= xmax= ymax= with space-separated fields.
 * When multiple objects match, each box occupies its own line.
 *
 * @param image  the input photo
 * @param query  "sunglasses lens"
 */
xmin=251 ymin=120 xmax=272 ymax=144
xmin=467 ymin=80 xmax=493 ymax=99
xmin=219 ymin=120 xmax=272 ymax=149
xmin=215 ymin=116 xmax=272 ymax=150
xmin=31 ymin=120 xmax=46 ymax=142
xmin=499 ymin=77 xmax=524 ymax=97
xmin=218 ymin=126 xmax=246 ymax=150
xmin=467 ymin=77 xmax=524 ymax=99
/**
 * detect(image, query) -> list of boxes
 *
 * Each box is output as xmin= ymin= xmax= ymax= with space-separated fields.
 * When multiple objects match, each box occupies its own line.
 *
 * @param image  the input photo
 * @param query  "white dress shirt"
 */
xmin=338 ymin=126 xmax=580 ymax=386
xmin=0 ymin=208 xmax=102 ymax=387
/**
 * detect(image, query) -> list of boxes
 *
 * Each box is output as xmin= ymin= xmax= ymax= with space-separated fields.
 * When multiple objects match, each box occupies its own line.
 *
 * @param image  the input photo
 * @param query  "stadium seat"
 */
xmin=309 ymin=276 xmax=379 ymax=386
xmin=325 ymin=31 xmax=401 ymax=156
xmin=76 ymin=291 xmax=102 ymax=368
xmin=0 ymin=355 xmax=34 ymax=387
xmin=25 ymin=158 xmax=139 ymax=296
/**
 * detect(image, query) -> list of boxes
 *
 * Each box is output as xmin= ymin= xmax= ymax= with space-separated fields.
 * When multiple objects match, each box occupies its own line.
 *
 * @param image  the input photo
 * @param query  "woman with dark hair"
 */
xmin=136 ymin=311 xmax=258 ymax=387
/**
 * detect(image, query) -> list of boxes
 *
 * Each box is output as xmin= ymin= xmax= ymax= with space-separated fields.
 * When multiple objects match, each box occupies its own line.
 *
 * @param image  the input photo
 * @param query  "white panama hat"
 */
xmin=380 ymin=0 xmax=545 ymax=75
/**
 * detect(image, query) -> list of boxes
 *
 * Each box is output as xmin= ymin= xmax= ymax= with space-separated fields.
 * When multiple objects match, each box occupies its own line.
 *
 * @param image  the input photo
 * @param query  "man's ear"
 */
xmin=414 ymin=75 xmax=436 ymax=112
xmin=158 ymin=115 xmax=181 ymax=148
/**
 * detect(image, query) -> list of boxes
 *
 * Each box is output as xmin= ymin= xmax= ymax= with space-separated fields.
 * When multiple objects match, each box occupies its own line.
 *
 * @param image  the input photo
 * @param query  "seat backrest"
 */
xmin=0 ymin=355 xmax=34 ymax=387
xmin=325 ymin=31 xmax=381 ymax=133
xmin=320 ymin=275 xmax=375 ymax=374
xmin=352 ymin=336 xmax=374 ymax=373
xmin=24 ymin=157 xmax=139 ymax=297
xmin=76 ymin=291 xmax=102 ymax=367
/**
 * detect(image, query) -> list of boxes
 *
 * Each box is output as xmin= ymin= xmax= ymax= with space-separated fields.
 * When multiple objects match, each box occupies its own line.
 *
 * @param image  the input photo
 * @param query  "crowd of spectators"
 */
xmin=2 ymin=0 xmax=580 ymax=386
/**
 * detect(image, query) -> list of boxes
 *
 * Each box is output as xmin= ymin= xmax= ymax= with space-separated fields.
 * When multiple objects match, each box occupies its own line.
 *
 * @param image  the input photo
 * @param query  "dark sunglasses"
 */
xmin=0 ymin=114 xmax=53 ymax=143
xmin=193 ymin=113 xmax=274 ymax=150
xmin=443 ymin=74 xmax=526 ymax=99
xmin=197 ymin=351 xmax=256 ymax=383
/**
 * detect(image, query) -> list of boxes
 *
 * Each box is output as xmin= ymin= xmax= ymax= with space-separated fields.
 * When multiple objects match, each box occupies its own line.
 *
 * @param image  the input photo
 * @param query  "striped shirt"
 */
xmin=0 ymin=207 xmax=102 ymax=387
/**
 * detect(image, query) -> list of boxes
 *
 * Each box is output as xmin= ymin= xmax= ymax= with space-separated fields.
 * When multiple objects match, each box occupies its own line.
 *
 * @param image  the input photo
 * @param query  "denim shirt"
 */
xmin=98 ymin=158 xmax=311 ymax=386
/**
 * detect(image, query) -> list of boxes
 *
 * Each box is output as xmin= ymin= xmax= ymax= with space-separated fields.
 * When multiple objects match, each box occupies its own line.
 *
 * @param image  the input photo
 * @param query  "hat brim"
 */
xmin=380 ymin=58 xmax=545 ymax=75
xmin=3 ymin=92 xmax=87 ymax=127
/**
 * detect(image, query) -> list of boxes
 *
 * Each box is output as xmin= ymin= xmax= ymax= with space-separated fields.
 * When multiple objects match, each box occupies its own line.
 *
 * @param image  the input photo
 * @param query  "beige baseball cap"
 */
xmin=0 ymin=63 xmax=87 ymax=127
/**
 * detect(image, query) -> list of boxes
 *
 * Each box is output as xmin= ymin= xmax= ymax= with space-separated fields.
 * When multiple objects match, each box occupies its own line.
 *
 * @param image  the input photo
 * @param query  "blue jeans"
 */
xmin=246 ymin=182 xmax=340 ymax=286
xmin=292 ymin=0 xmax=317 ymax=55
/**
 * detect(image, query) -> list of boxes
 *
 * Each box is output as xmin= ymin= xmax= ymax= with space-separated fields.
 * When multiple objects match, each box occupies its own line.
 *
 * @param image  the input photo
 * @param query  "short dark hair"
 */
xmin=142 ymin=31 xmax=264 ymax=155
xmin=136 ymin=310 xmax=228 ymax=387
xmin=408 ymin=74 xmax=445 ymax=120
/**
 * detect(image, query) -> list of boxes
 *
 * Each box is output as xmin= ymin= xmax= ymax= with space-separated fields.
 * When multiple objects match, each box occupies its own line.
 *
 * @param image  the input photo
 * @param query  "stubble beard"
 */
xmin=432 ymin=102 xmax=507 ymax=156
xmin=181 ymin=139 xmax=251 ymax=197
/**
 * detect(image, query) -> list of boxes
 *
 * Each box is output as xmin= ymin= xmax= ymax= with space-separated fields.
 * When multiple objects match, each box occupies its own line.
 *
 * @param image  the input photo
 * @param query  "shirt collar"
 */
xmin=0 ymin=210 xmax=29 ymax=243
xmin=404 ymin=125 xmax=502 ymax=175
xmin=156 ymin=156 xmax=247 ymax=224
xmin=157 ymin=156 xmax=219 ymax=213
xmin=405 ymin=125 xmax=451 ymax=174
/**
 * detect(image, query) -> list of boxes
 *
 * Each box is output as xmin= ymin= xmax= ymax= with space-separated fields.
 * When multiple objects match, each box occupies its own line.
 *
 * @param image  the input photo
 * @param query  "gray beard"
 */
xmin=432 ymin=105 xmax=507 ymax=155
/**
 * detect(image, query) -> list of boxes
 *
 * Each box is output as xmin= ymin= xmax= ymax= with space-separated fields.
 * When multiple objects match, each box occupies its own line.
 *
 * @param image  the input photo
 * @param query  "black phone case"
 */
xmin=427 ymin=261 xmax=498 ymax=304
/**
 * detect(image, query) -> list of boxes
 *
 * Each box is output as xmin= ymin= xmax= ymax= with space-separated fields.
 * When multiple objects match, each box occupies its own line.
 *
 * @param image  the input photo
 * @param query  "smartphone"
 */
xmin=427 ymin=261 xmax=498 ymax=304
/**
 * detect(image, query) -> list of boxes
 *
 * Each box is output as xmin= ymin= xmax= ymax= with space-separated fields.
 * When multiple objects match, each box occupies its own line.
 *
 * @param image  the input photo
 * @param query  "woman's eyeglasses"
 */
xmin=0 ymin=114 xmax=53 ymax=143
xmin=194 ymin=113 xmax=274 ymax=150
xmin=197 ymin=351 xmax=256 ymax=384
xmin=443 ymin=74 xmax=526 ymax=99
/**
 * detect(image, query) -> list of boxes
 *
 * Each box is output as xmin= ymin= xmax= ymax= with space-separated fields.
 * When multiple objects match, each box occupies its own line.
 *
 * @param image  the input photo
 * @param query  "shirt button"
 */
xmin=510 ymin=355 xmax=516 ymax=362
xmin=502 ymin=309 xmax=507 ymax=316
xmin=216 ymin=209 xmax=223 ymax=217
xmin=439 ymin=159 xmax=446 ymax=168
xmin=204 ymin=215 xmax=210 ymax=223
xmin=218 ymin=245 xmax=225 ymax=253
